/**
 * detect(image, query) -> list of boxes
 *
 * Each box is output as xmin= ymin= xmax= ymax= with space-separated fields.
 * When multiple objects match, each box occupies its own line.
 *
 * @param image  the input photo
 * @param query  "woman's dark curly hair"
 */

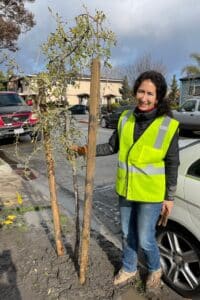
xmin=133 ymin=70 xmax=172 ymax=117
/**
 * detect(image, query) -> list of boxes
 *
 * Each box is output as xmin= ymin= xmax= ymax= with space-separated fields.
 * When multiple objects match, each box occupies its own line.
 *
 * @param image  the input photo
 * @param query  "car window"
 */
xmin=115 ymin=105 xmax=134 ymax=113
xmin=116 ymin=107 xmax=124 ymax=113
xmin=187 ymin=159 xmax=200 ymax=178
xmin=198 ymin=102 xmax=200 ymax=112
xmin=181 ymin=100 xmax=196 ymax=112
xmin=0 ymin=94 xmax=24 ymax=106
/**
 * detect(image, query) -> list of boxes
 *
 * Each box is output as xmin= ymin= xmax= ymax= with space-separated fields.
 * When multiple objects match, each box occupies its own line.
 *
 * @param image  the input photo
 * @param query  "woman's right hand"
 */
xmin=68 ymin=144 xmax=88 ymax=156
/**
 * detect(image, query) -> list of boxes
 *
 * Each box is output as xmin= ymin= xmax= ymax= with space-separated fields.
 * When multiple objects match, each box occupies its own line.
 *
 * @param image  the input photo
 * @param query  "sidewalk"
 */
xmin=0 ymin=158 xmax=22 ymax=207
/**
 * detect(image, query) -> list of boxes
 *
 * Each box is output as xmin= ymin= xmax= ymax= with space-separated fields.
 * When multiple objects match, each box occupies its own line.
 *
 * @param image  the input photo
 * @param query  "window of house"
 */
xmin=115 ymin=97 xmax=121 ymax=103
xmin=187 ymin=159 xmax=200 ymax=178
xmin=189 ymin=86 xmax=194 ymax=95
xmin=188 ymin=85 xmax=200 ymax=96
xmin=194 ymin=86 xmax=200 ymax=95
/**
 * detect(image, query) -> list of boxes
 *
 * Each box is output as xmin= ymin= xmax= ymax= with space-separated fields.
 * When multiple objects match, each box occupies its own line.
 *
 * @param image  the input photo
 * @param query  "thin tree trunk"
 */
xmin=43 ymin=129 xmax=64 ymax=256
xmin=37 ymin=80 xmax=64 ymax=257
xmin=63 ymin=111 xmax=80 ymax=263
xmin=72 ymin=160 xmax=80 ymax=267
xmin=79 ymin=58 xmax=100 ymax=284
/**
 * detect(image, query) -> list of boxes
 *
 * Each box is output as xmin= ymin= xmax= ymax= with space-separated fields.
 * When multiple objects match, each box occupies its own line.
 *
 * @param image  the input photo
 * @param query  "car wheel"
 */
xmin=100 ymin=118 xmax=107 ymax=128
xmin=30 ymin=131 xmax=42 ymax=141
xmin=157 ymin=224 xmax=200 ymax=298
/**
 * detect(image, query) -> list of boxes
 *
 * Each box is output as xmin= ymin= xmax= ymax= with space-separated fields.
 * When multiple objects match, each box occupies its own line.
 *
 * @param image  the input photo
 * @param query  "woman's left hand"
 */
xmin=158 ymin=200 xmax=174 ymax=227
xmin=161 ymin=200 xmax=174 ymax=216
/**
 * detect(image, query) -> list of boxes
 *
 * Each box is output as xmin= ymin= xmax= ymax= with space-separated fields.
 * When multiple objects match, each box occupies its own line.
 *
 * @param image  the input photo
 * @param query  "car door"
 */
xmin=179 ymin=100 xmax=199 ymax=127
xmin=184 ymin=158 xmax=200 ymax=240
xmin=111 ymin=109 xmax=123 ymax=127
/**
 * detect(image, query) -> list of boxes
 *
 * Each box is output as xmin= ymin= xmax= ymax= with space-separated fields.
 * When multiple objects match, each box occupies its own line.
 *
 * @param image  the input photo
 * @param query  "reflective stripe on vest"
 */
xmin=118 ymin=110 xmax=133 ymax=137
xmin=154 ymin=116 xmax=171 ymax=148
xmin=118 ymin=161 xmax=165 ymax=175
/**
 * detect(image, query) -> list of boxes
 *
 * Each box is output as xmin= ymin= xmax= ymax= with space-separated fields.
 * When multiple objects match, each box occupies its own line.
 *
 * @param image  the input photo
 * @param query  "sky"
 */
xmin=12 ymin=0 xmax=200 ymax=83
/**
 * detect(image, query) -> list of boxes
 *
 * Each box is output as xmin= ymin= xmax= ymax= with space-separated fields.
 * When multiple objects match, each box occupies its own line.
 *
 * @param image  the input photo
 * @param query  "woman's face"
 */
xmin=136 ymin=79 xmax=158 ymax=111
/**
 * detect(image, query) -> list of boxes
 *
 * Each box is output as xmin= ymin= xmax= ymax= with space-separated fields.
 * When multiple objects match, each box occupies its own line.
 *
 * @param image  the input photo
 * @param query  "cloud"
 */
xmin=12 ymin=0 xmax=200 ymax=79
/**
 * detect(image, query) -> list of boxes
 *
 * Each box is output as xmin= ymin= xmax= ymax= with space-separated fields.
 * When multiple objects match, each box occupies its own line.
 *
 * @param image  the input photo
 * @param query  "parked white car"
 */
xmin=157 ymin=139 xmax=200 ymax=298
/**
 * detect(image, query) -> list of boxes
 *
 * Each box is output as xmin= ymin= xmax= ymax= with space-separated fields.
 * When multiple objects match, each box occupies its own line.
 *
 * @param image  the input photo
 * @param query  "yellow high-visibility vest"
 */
xmin=116 ymin=110 xmax=179 ymax=202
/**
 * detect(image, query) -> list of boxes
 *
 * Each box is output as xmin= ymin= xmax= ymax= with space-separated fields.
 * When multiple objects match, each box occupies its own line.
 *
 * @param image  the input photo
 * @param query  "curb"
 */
xmin=0 ymin=158 xmax=12 ymax=172
xmin=79 ymin=120 xmax=88 ymax=124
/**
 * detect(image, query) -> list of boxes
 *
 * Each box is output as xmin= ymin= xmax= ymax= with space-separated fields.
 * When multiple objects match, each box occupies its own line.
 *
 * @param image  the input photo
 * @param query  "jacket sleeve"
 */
xmin=164 ymin=129 xmax=180 ymax=200
xmin=96 ymin=129 xmax=119 ymax=156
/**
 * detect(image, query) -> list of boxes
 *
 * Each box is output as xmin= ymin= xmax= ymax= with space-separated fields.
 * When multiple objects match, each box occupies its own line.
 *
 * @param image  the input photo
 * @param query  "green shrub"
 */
xmin=111 ymin=102 xmax=120 ymax=110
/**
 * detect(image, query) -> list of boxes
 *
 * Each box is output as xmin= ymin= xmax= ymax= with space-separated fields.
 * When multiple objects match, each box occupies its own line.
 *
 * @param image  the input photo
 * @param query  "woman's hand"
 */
xmin=67 ymin=144 xmax=88 ymax=156
xmin=158 ymin=200 xmax=174 ymax=227
xmin=161 ymin=200 xmax=174 ymax=216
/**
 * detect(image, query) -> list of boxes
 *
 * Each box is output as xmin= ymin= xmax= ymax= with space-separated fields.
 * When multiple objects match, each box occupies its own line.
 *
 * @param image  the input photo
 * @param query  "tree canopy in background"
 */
xmin=168 ymin=74 xmax=180 ymax=106
xmin=0 ymin=0 xmax=36 ymax=52
xmin=0 ymin=70 xmax=7 ymax=90
xmin=182 ymin=53 xmax=200 ymax=76
xmin=119 ymin=75 xmax=132 ymax=101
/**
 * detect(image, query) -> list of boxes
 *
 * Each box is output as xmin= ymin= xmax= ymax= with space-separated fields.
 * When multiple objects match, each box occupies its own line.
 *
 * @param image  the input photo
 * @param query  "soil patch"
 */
xmin=0 ymin=212 xmax=145 ymax=300
xmin=0 ymin=208 xmax=186 ymax=300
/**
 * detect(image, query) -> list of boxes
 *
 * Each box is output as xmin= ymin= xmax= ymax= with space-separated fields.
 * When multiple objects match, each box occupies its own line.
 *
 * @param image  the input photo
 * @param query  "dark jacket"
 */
xmin=96 ymin=107 xmax=180 ymax=200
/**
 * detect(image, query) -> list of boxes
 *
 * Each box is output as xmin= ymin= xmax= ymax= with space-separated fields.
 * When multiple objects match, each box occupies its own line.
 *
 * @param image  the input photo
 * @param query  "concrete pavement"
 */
xmin=0 ymin=158 xmax=21 ymax=207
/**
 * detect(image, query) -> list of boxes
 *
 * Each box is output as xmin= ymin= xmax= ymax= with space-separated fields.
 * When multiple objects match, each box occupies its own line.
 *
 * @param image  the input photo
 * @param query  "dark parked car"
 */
xmin=68 ymin=104 xmax=86 ymax=115
xmin=0 ymin=91 xmax=39 ymax=140
xmin=100 ymin=105 xmax=135 ymax=128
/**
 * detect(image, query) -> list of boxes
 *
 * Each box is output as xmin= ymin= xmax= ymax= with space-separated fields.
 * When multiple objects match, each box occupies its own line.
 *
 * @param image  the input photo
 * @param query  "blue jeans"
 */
xmin=119 ymin=196 xmax=162 ymax=273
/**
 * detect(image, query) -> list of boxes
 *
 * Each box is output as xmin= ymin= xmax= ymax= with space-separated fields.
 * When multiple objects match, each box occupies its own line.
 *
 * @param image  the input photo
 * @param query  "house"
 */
xmin=179 ymin=74 xmax=200 ymax=104
xmin=7 ymin=74 xmax=123 ymax=107
xmin=7 ymin=75 xmax=38 ymax=102
xmin=67 ymin=75 xmax=123 ymax=107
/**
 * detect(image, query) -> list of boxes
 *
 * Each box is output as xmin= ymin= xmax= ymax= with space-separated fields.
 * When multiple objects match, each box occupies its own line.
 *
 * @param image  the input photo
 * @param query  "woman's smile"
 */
xmin=136 ymin=79 xmax=158 ymax=111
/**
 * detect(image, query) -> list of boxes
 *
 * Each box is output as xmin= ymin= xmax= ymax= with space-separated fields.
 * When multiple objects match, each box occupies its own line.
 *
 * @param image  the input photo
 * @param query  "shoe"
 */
xmin=146 ymin=268 xmax=162 ymax=289
xmin=146 ymin=268 xmax=162 ymax=299
xmin=114 ymin=268 xmax=137 ymax=286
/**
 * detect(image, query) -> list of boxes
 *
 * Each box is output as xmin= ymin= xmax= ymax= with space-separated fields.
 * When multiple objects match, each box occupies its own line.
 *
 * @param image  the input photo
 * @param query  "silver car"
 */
xmin=157 ymin=139 xmax=200 ymax=298
xmin=172 ymin=98 xmax=200 ymax=133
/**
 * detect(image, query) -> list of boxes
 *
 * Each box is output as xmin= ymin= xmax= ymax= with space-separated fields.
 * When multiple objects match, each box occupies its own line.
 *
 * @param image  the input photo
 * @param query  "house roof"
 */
xmin=76 ymin=75 xmax=123 ymax=83
xmin=8 ymin=74 xmax=123 ymax=84
xmin=103 ymin=93 xmax=116 ymax=98
xmin=180 ymin=73 xmax=200 ymax=81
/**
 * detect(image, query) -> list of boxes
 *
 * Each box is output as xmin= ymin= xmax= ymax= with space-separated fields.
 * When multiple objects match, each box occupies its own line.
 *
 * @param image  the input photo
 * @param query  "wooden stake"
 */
xmin=79 ymin=58 xmax=100 ymax=284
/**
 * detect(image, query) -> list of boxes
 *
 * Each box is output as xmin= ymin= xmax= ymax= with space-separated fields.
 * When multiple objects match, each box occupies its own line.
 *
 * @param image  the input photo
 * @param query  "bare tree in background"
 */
xmin=102 ymin=52 xmax=167 ymax=87
xmin=0 ymin=0 xmax=35 ymax=52
xmin=125 ymin=53 xmax=167 ymax=86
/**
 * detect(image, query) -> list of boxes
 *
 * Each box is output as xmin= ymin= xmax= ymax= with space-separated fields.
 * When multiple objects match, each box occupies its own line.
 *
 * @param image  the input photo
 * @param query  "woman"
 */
xmin=76 ymin=70 xmax=179 ymax=293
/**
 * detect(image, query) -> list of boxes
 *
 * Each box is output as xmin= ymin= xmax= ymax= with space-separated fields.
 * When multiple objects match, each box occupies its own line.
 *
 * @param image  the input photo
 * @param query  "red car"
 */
xmin=0 ymin=91 xmax=39 ymax=140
